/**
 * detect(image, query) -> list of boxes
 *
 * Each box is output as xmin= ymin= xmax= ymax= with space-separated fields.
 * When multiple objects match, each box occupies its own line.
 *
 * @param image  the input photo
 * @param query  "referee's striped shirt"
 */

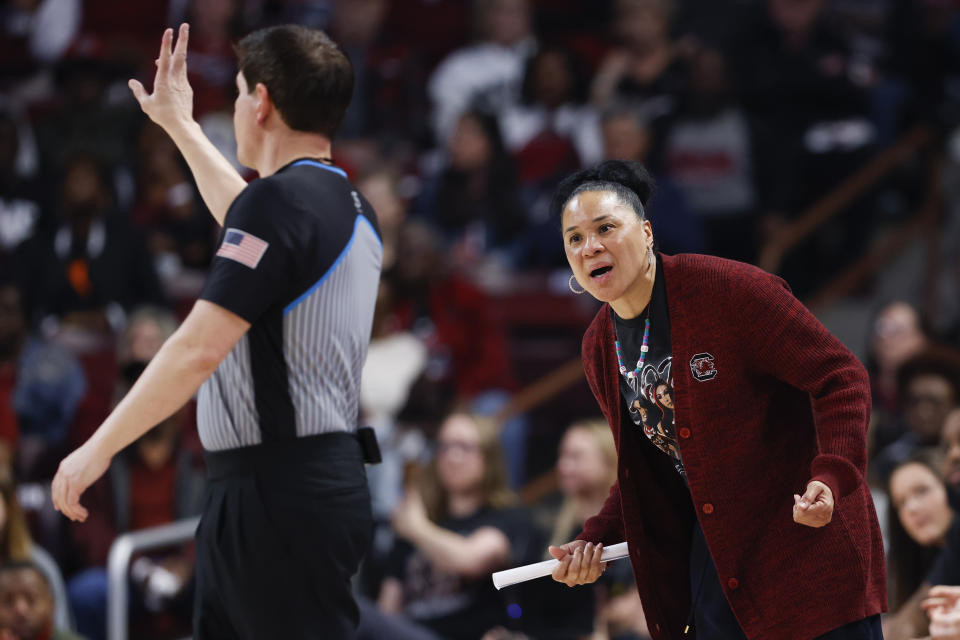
xmin=196 ymin=160 xmax=382 ymax=451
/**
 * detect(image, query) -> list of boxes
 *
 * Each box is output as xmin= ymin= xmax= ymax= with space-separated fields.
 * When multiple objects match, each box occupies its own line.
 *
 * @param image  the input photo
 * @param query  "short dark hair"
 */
xmin=0 ymin=561 xmax=50 ymax=590
xmin=552 ymin=160 xmax=656 ymax=223
xmin=235 ymin=25 xmax=353 ymax=138
xmin=897 ymin=350 xmax=960 ymax=401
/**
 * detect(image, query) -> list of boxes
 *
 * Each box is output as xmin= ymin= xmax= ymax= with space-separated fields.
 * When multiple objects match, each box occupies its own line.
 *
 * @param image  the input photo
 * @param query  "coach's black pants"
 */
xmin=195 ymin=433 xmax=373 ymax=640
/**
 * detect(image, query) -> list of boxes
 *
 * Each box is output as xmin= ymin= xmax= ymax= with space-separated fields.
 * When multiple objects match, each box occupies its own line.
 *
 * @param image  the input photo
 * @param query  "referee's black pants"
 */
xmin=195 ymin=433 xmax=373 ymax=640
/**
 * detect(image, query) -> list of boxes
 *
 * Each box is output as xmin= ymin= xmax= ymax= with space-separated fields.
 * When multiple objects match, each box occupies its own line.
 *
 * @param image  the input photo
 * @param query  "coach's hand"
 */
xmin=52 ymin=441 xmax=111 ymax=523
xmin=793 ymin=480 xmax=834 ymax=528
xmin=129 ymin=23 xmax=194 ymax=133
xmin=549 ymin=540 xmax=606 ymax=587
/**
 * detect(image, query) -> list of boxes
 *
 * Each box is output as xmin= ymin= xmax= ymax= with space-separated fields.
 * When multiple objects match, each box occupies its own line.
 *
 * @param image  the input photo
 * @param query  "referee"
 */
xmin=52 ymin=24 xmax=382 ymax=639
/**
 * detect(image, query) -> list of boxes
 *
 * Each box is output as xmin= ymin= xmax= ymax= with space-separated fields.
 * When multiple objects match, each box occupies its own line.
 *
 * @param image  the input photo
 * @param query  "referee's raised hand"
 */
xmin=129 ymin=23 xmax=195 ymax=134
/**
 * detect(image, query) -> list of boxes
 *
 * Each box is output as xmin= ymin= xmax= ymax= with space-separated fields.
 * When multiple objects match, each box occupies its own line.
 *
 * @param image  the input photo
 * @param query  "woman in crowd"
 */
xmin=548 ymin=160 xmax=884 ymax=639
xmin=532 ymin=420 xmax=648 ymax=640
xmin=866 ymin=301 xmax=930 ymax=461
xmin=416 ymin=110 xmax=527 ymax=260
xmin=377 ymin=412 xmax=529 ymax=640
xmin=887 ymin=455 xmax=955 ymax=610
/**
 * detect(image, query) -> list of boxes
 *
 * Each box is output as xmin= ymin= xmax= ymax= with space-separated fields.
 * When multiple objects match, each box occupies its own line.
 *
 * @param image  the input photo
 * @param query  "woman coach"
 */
xmin=547 ymin=161 xmax=886 ymax=639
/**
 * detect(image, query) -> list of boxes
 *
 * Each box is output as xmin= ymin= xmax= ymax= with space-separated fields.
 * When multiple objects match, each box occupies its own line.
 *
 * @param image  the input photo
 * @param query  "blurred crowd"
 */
xmin=1 ymin=0 xmax=960 ymax=638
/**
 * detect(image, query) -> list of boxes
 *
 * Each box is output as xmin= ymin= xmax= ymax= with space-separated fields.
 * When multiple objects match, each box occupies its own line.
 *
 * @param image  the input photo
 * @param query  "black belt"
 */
xmin=204 ymin=427 xmax=381 ymax=480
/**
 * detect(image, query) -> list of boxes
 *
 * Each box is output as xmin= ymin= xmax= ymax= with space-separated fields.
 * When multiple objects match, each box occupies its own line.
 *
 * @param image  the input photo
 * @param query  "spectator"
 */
xmin=867 ymin=301 xmax=932 ymax=462
xmin=330 ymin=0 xmax=428 ymax=144
xmin=500 ymin=46 xmax=602 ymax=173
xmin=500 ymin=46 xmax=604 ymax=266
xmin=589 ymin=0 xmax=685 ymax=125
xmin=0 ymin=279 xmax=85 ymax=480
xmin=885 ymin=0 xmax=960 ymax=129
xmin=869 ymin=301 xmax=931 ymax=414
xmin=35 ymin=56 xmax=140 ymax=173
xmin=66 ymin=417 xmax=203 ymax=640
xmin=376 ymin=413 xmax=531 ymax=640
xmin=428 ymin=0 xmax=537 ymax=143
xmin=886 ymin=415 xmax=960 ymax=638
xmin=526 ymin=420 xmax=649 ymax=639
xmin=417 ymin=110 xmax=527 ymax=258
xmin=0 ymin=0 xmax=81 ymax=100
xmin=130 ymin=123 xmax=214 ymax=296
xmin=0 ymin=107 xmax=45 ymax=281
xmin=0 ymin=481 xmax=69 ymax=633
xmin=382 ymin=221 xmax=528 ymax=484
xmin=662 ymin=48 xmax=760 ymax=263
xmin=887 ymin=455 xmax=955 ymax=610
xmin=732 ymin=0 xmax=877 ymax=293
xmin=24 ymin=154 xmax=164 ymax=330
xmin=170 ymin=0 xmax=242 ymax=119
xmin=381 ymin=0 xmax=470 ymax=72
xmin=873 ymin=350 xmax=960 ymax=484
xmin=600 ymin=105 xmax=704 ymax=255
xmin=732 ymin=0 xmax=875 ymax=201
xmin=0 ymin=561 xmax=84 ymax=640
xmin=66 ymin=306 xmax=203 ymax=640
xmin=885 ymin=505 xmax=960 ymax=640
xmin=943 ymin=409 xmax=960 ymax=499
xmin=384 ymin=221 xmax=515 ymax=399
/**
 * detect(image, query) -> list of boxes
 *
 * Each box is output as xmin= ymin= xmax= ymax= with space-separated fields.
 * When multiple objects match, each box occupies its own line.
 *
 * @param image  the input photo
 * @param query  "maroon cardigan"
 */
xmin=576 ymin=254 xmax=886 ymax=640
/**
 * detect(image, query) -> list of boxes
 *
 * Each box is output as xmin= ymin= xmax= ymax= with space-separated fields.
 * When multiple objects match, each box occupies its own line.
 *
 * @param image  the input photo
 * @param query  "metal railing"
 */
xmin=107 ymin=517 xmax=200 ymax=640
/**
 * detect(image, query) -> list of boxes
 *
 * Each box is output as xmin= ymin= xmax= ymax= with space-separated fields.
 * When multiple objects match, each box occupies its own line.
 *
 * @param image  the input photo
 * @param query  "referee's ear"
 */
xmin=255 ymin=82 xmax=273 ymax=126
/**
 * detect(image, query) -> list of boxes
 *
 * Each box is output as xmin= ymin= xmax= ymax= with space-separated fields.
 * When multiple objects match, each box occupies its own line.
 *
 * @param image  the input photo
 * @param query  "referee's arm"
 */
xmin=52 ymin=300 xmax=249 ymax=522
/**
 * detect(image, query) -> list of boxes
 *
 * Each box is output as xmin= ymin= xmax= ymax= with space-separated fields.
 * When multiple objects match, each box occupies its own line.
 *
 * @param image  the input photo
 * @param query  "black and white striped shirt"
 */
xmin=196 ymin=160 xmax=382 ymax=451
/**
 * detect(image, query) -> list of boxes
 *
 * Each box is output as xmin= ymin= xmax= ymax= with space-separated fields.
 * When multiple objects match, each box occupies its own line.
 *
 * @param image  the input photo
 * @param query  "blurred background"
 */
xmin=1 ymin=0 xmax=960 ymax=638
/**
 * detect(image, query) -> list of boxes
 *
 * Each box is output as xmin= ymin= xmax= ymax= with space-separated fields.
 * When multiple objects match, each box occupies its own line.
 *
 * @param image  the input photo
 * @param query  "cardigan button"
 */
xmin=702 ymin=503 xmax=714 ymax=515
xmin=728 ymin=578 xmax=739 ymax=590
xmin=679 ymin=427 xmax=691 ymax=439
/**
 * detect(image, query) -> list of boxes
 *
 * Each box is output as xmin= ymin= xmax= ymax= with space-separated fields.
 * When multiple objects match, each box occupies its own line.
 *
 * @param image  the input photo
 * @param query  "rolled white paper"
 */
xmin=491 ymin=542 xmax=630 ymax=590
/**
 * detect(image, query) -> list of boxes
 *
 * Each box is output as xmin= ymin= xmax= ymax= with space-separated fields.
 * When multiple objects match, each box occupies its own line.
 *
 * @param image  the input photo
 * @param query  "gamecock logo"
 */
xmin=689 ymin=353 xmax=718 ymax=382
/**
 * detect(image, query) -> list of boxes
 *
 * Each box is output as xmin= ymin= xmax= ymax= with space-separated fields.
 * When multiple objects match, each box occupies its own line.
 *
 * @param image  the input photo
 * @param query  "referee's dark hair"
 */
xmin=235 ymin=25 xmax=353 ymax=138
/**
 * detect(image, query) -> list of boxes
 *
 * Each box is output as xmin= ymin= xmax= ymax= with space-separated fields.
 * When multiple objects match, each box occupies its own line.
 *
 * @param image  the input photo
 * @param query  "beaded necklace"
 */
xmin=614 ymin=305 xmax=652 ymax=393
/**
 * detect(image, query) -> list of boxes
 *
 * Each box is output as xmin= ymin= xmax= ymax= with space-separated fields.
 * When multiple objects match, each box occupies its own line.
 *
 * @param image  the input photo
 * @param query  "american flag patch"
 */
xmin=216 ymin=228 xmax=269 ymax=269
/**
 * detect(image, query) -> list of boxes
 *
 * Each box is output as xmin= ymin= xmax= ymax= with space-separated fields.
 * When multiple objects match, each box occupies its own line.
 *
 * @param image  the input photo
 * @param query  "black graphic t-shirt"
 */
xmin=385 ymin=507 xmax=530 ymax=640
xmin=615 ymin=256 xmax=685 ymax=476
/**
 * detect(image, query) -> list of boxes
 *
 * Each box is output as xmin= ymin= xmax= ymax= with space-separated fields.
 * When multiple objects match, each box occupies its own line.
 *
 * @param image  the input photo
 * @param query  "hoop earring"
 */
xmin=569 ymin=274 xmax=585 ymax=295
xmin=648 ymin=246 xmax=655 ymax=268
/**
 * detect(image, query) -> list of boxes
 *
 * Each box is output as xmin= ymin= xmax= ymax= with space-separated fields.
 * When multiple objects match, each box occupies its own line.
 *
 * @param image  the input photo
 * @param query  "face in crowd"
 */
xmin=0 ymin=566 xmax=55 ymax=640
xmin=871 ymin=302 xmax=926 ymax=374
xmin=890 ymin=462 xmax=953 ymax=547
xmin=557 ymin=426 xmax=615 ymax=498
xmin=940 ymin=409 xmax=960 ymax=493
xmin=436 ymin=414 xmax=486 ymax=495
xmin=904 ymin=373 xmax=957 ymax=446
